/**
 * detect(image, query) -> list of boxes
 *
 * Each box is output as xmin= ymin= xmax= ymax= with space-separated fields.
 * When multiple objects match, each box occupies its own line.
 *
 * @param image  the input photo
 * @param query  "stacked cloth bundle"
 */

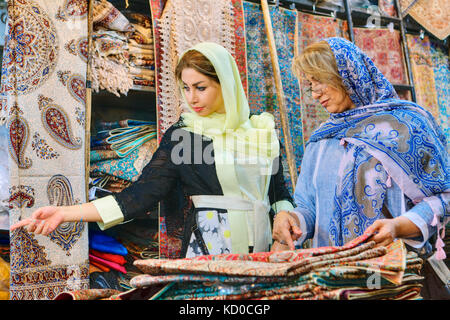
xmin=91 ymin=0 xmax=155 ymax=96
xmin=54 ymin=235 xmax=425 ymax=300
xmin=89 ymin=119 xmax=158 ymax=197
xmin=0 ymin=231 xmax=9 ymax=300
xmin=88 ymin=230 xmax=128 ymax=275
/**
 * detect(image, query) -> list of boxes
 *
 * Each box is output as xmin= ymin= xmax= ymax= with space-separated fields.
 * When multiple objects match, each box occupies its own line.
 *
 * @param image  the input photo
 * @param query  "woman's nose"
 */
xmin=186 ymin=90 xmax=197 ymax=104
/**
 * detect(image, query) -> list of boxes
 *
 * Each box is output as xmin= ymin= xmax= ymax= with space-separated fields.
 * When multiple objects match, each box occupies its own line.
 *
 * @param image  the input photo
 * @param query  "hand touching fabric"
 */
xmin=271 ymin=210 xmax=302 ymax=251
xmin=365 ymin=216 xmax=422 ymax=248
xmin=10 ymin=203 xmax=102 ymax=236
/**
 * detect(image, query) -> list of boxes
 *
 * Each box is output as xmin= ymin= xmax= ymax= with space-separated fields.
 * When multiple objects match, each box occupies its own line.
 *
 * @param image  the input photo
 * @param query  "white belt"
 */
xmin=191 ymin=195 xmax=272 ymax=253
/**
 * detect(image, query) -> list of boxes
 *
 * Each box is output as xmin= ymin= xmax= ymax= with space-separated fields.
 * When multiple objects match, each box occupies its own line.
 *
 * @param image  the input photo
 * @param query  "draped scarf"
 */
xmin=308 ymin=37 xmax=449 ymax=247
xmin=180 ymin=42 xmax=280 ymax=164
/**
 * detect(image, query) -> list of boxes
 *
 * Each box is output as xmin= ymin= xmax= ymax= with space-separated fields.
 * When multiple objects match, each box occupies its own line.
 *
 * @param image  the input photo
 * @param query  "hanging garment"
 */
xmin=406 ymin=34 xmax=440 ymax=120
xmin=1 ymin=0 xmax=89 ymax=300
xmin=399 ymin=0 xmax=450 ymax=40
xmin=155 ymin=0 xmax=245 ymax=135
xmin=296 ymin=11 xmax=349 ymax=144
xmin=353 ymin=27 xmax=408 ymax=85
xmin=243 ymin=1 xmax=303 ymax=192
xmin=430 ymin=41 xmax=450 ymax=148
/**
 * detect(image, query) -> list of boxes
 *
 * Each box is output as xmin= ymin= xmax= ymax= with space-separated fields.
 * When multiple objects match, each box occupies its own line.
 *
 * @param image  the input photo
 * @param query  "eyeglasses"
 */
xmin=303 ymin=80 xmax=328 ymax=98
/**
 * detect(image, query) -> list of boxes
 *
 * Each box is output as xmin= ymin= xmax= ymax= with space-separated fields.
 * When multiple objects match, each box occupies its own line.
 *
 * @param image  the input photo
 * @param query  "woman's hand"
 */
xmin=364 ymin=216 xmax=421 ymax=248
xmin=271 ymin=210 xmax=302 ymax=251
xmin=10 ymin=206 xmax=65 ymax=236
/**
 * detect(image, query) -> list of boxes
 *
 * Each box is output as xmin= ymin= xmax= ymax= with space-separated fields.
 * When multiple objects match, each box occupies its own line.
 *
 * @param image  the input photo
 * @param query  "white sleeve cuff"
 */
xmin=272 ymin=200 xmax=294 ymax=213
xmin=91 ymin=195 xmax=124 ymax=231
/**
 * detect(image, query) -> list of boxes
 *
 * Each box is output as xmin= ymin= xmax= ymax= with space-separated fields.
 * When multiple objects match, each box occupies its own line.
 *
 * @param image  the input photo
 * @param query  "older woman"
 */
xmin=272 ymin=38 xmax=449 ymax=258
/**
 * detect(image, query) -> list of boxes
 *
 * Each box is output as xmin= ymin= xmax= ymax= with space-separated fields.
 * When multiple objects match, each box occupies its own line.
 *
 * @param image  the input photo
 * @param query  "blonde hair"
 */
xmin=292 ymin=41 xmax=345 ymax=91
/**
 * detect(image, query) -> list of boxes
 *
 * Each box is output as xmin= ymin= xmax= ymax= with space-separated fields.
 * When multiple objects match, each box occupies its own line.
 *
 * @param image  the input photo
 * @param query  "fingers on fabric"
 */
xmin=10 ymin=218 xmax=32 ymax=231
xmin=33 ymin=220 xmax=46 ymax=235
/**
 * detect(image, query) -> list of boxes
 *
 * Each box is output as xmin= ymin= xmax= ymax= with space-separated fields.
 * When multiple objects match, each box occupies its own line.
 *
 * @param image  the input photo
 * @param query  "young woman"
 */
xmin=272 ymin=38 xmax=449 ymax=257
xmin=11 ymin=42 xmax=294 ymax=258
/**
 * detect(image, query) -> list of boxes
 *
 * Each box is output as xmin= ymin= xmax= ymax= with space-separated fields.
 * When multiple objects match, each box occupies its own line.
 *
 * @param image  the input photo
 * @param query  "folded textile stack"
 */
xmin=89 ymin=230 xmax=128 ymax=275
xmin=0 ymin=231 xmax=9 ymax=264
xmin=89 ymin=119 xmax=158 ymax=196
xmin=54 ymin=236 xmax=425 ymax=300
xmin=126 ymin=13 xmax=155 ymax=90
xmin=126 ymin=236 xmax=424 ymax=300
xmin=91 ymin=0 xmax=155 ymax=96
xmin=0 ymin=257 xmax=9 ymax=300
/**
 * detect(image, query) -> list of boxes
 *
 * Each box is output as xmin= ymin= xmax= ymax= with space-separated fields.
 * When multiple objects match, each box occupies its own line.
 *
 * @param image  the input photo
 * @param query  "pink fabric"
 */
xmin=89 ymin=254 xmax=127 ymax=274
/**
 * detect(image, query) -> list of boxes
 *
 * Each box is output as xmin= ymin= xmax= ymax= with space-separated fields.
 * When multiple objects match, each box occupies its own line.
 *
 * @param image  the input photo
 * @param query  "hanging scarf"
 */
xmin=180 ymin=42 xmax=280 ymax=163
xmin=308 ymin=38 xmax=449 ymax=250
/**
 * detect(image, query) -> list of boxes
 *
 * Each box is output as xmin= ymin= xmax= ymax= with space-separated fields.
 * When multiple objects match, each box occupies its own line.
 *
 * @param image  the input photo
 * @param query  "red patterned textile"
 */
xmin=353 ymin=28 xmax=408 ymax=85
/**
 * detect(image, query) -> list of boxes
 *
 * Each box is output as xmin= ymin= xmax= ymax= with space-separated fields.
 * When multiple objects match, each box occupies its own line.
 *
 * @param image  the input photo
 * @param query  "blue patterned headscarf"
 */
xmin=308 ymin=37 xmax=449 ymax=247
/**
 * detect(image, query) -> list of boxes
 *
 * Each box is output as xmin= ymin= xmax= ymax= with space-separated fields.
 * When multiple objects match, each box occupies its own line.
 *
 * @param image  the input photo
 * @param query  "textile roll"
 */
xmin=1 ymin=0 xmax=89 ymax=300
xmin=353 ymin=28 xmax=408 ymax=85
xmin=296 ymin=11 xmax=349 ymax=144
xmin=406 ymin=35 xmax=440 ymax=121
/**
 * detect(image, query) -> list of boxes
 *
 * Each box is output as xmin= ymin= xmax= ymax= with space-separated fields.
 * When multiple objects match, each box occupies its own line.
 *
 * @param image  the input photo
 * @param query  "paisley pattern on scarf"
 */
xmin=7 ymin=105 xmax=32 ymax=169
xmin=0 ymin=0 xmax=59 ymax=97
xmin=310 ymin=38 xmax=449 ymax=246
xmin=38 ymin=95 xmax=82 ymax=150
xmin=47 ymin=175 xmax=85 ymax=255
xmin=8 ymin=185 xmax=35 ymax=209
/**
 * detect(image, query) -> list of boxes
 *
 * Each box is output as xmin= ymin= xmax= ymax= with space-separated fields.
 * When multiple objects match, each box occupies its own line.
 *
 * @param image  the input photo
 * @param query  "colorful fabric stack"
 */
xmin=244 ymin=1 xmax=303 ymax=191
xmin=54 ymin=236 xmax=425 ymax=300
xmin=406 ymin=34 xmax=440 ymax=121
xmin=430 ymin=41 xmax=450 ymax=147
xmin=0 ymin=256 xmax=9 ymax=300
xmin=296 ymin=11 xmax=349 ymax=144
xmin=89 ymin=119 xmax=158 ymax=194
xmin=88 ymin=230 xmax=128 ymax=274
xmin=91 ymin=0 xmax=155 ymax=96
xmin=127 ymin=13 xmax=155 ymax=90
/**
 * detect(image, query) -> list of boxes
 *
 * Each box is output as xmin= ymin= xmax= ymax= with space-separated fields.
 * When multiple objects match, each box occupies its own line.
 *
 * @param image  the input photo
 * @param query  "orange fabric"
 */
xmin=90 ymin=260 xmax=110 ymax=272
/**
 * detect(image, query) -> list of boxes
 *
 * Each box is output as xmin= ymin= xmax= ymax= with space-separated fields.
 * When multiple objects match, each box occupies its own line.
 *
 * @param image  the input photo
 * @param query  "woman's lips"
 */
xmin=192 ymin=106 xmax=204 ymax=112
xmin=320 ymin=99 xmax=329 ymax=107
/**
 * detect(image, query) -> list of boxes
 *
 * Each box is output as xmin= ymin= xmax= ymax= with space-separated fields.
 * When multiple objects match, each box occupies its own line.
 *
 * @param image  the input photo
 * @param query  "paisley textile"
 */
xmin=311 ymin=38 xmax=448 ymax=246
xmin=296 ymin=11 xmax=349 ymax=144
xmin=2 ymin=0 xmax=89 ymax=300
xmin=406 ymin=35 xmax=440 ymax=121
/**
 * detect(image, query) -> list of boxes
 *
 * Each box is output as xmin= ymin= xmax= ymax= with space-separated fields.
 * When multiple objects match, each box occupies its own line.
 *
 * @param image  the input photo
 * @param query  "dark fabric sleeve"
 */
xmin=268 ymin=141 xmax=295 ymax=209
xmin=112 ymin=126 xmax=180 ymax=221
